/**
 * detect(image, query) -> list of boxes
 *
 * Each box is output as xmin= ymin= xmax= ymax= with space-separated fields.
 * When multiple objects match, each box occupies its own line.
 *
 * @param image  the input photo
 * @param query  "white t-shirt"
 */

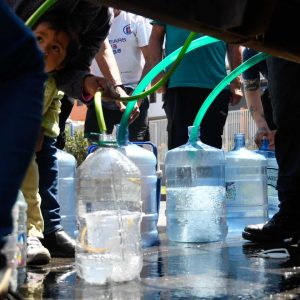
xmin=91 ymin=11 xmax=151 ymax=89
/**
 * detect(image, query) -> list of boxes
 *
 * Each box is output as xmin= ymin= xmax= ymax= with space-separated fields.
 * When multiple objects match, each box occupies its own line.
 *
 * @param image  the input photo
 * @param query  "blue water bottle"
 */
xmin=165 ymin=126 xmax=227 ymax=243
xmin=225 ymin=133 xmax=268 ymax=232
xmin=255 ymin=137 xmax=279 ymax=218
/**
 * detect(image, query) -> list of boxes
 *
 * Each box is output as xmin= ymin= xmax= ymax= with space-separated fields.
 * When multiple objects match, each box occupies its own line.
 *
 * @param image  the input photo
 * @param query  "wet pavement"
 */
xmin=16 ymin=202 xmax=300 ymax=299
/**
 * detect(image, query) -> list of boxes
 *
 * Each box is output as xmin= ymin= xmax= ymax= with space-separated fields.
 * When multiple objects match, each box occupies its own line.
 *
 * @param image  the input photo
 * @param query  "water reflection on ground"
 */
xmin=17 ymin=229 xmax=300 ymax=299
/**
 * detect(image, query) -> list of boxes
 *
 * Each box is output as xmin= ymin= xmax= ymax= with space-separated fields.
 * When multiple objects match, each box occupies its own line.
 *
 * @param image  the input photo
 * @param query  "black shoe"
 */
xmin=242 ymin=212 xmax=300 ymax=243
xmin=41 ymin=229 xmax=75 ymax=258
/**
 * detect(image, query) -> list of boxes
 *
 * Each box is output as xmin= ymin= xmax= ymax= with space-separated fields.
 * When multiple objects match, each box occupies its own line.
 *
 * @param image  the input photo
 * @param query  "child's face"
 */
xmin=34 ymin=23 xmax=70 ymax=73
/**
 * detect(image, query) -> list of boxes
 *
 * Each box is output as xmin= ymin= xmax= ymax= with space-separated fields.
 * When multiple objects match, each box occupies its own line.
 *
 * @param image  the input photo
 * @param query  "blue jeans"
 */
xmin=36 ymin=136 xmax=62 ymax=235
xmin=0 ymin=1 xmax=45 ymax=246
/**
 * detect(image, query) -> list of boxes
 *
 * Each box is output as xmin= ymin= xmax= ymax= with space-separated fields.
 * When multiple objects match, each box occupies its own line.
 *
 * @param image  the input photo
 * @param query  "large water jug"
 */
xmin=56 ymin=149 xmax=77 ymax=238
xmin=76 ymin=135 xmax=143 ymax=285
xmin=117 ymin=126 xmax=160 ymax=247
xmin=165 ymin=126 xmax=227 ymax=243
xmin=225 ymin=133 xmax=268 ymax=232
xmin=255 ymin=137 xmax=279 ymax=218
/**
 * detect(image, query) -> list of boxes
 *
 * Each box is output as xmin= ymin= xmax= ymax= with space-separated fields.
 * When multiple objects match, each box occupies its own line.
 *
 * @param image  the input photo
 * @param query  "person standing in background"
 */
xmin=148 ymin=22 xmax=243 ymax=150
xmin=242 ymin=47 xmax=276 ymax=149
xmin=85 ymin=8 xmax=152 ymax=142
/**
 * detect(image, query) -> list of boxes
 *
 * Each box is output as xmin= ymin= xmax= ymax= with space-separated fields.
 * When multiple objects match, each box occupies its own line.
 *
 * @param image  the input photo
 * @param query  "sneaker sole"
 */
xmin=0 ymin=267 xmax=11 ymax=298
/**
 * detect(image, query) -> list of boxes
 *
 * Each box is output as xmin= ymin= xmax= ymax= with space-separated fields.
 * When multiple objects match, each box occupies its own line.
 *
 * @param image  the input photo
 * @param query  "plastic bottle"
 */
xmin=225 ymin=133 xmax=268 ymax=232
xmin=76 ymin=134 xmax=143 ymax=285
xmin=255 ymin=137 xmax=279 ymax=218
xmin=2 ymin=191 xmax=26 ymax=291
xmin=15 ymin=191 xmax=27 ymax=269
xmin=117 ymin=126 xmax=160 ymax=247
xmin=57 ymin=149 xmax=77 ymax=238
xmin=165 ymin=126 xmax=227 ymax=243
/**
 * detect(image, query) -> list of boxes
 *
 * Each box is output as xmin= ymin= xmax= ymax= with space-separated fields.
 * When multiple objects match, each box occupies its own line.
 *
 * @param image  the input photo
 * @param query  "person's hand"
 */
xmin=229 ymin=78 xmax=243 ymax=106
xmin=114 ymin=86 xmax=140 ymax=124
xmin=254 ymin=127 xmax=276 ymax=150
xmin=83 ymin=75 xmax=120 ymax=101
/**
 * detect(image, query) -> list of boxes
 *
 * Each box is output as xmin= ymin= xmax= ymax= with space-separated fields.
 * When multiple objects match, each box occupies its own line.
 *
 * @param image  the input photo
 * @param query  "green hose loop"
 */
xmin=94 ymin=91 xmax=107 ymax=133
xmin=117 ymin=35 xmax=220 ymax=145
xmin=119 ymin=32 xmax=197 ymax=102
xmin=190 ymin=51 xmax=271 ymax=142
xmin=25 ymin=0 xmax=58 ymax=28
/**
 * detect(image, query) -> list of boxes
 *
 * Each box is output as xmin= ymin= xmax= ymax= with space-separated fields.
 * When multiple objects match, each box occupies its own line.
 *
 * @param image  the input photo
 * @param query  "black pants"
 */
xmin=84 ymin=96 xmax=150 ymax=142
xmin=55 ymin=95 xmax=74 ymax=150
xmin=267 ymin=57 xmax=300 ymax=214
xmin=164 ymin=87 xmax=231 ymax=150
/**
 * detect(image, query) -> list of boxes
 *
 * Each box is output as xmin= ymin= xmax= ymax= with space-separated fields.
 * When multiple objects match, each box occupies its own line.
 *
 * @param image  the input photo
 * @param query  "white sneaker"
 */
xmin=27 ymin=237 xmax=51 ymax=265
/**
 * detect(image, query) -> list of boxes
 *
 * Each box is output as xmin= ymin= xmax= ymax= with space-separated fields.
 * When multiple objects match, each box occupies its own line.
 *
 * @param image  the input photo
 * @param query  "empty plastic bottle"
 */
xmin=117 ymin=125 xmax=160 ymax=247
xmin=255 ymin=137 xmax=279 ymax=218
xmin=225 ymin=133 xmax=268 ymax=232
xmin=76 ymin=134 xmax=143 ymax=285
xmin=57 ymin=149 xmax=77 ymax=238
xmin=165 ymin=126 xmax=227 ymax=243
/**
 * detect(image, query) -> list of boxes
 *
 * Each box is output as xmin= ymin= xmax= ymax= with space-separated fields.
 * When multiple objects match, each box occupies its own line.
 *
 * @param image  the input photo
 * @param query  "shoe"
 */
xmin=27 ymin=236 xmax=51 ymax=265
xmin=41 ymin=229 xmax=75 ymax=258
xmin=242 ymin=212 xmax=300 ymax=243
xmin=0 ymin=252 xmax=11 ymax=299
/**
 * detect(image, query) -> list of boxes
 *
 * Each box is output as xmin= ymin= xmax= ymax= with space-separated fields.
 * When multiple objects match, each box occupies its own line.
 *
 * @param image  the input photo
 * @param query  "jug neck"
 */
xmin=116 ymin=124 xmax=129 ymax=147
xmin=98 ymin=133 xmax=117 ymax=148
xmin=259 ymin=136 xmax=269 ymax=151
xmin=233 ymin=133 xmax=246 ymax=150
xmin=188 ymin=126 xmax=200 ymax=145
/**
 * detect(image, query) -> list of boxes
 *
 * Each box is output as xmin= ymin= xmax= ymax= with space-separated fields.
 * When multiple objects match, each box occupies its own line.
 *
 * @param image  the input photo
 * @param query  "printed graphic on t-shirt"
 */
xmin=123 ymin=24 xmax=132 ymax=35
xmin=109 ymin=23 xmax=131 ymax=55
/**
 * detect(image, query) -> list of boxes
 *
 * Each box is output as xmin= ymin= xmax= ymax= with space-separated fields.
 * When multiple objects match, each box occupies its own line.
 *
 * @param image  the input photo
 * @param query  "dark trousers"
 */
xmin=36 ymin=137 xmax=62 ymax=235
xmin=0 ymin=1 xmax=45 ymax=246
xmin=164 ymin=87 xmax=231 ymax=149
xmin=85 ymin=97 xmax=150 ymax=142
xmin=55 ymin=94 xmax=74 ymax=150
xmin=267 ymin=57 xmax=300 ymax=214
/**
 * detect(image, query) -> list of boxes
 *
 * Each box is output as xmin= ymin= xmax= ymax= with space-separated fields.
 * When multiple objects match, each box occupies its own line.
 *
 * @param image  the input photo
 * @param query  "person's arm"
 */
xmin=55 ymin=5 xmax=119 ymax=101
xmin=243 ymin=79 xmax=275 ymax=148
xmin=148 ymin=24 xmax=166 ymax=93
xmin=227 ymin=44 xmax=243 ymax=105
xmin=94 ymin=38 xmax=140 ymax=123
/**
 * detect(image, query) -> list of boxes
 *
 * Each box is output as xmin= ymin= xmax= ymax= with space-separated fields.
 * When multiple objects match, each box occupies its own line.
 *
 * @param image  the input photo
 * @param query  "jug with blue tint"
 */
xmin=165 ymin=126 xmax=227 ymax=243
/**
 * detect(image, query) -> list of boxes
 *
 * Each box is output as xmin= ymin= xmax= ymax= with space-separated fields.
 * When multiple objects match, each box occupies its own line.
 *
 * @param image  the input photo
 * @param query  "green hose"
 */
xmin=119 ymin=32 xmax=197 ymax=102
xmin=117 ymin=35 xmax=220 ymax=145
xmin=94 ymin=91 xmax=107 ymax=133
xmin=190 ymin=51 xmax=271 ymax=142
xmin=25 ymin=0 xmax=58 ymax=28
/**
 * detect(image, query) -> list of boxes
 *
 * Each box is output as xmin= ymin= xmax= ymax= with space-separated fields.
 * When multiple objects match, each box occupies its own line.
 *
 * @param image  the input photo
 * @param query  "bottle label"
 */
xmin=226 ymin=182 xmax=237 ymax=202
xmin=267 ymin=167 xmax=278 ymax=189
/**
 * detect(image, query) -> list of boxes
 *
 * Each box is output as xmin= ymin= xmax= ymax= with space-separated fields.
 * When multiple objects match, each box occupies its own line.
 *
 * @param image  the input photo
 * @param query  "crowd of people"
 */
xmin=1 ymin=0 xmax=300 ymax=298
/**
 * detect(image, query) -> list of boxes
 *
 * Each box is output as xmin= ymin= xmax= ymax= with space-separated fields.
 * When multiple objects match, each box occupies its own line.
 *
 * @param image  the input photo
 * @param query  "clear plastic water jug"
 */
xmin=255 ymin=137 xmax=279 ymax=218
xmin=165 ymin=126 xmax=227 ymax=243
xmin=2 ymin=191 xmax=25 ymax=291
xmin=76 ymin=135 xmax=143 ymax=285
xmin=16 ymin=191 xmax=27 ymax=269
xmin=57 ymin=149 xmax=77 ymax=238
xmin=225 ymin=133 xmax=268 ymax=232
xmin=117 ymin=126 xmax=159 ymax=247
